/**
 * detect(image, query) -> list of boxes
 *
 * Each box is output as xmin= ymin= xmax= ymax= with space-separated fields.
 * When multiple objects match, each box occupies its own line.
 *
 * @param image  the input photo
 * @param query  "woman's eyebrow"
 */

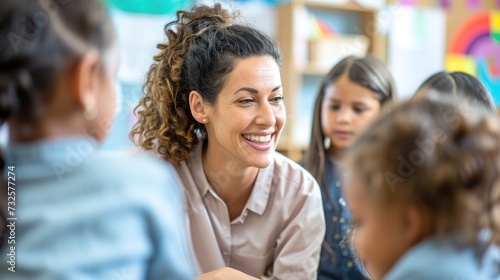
xmin=234 ymin=85 xmax=282 ymax=94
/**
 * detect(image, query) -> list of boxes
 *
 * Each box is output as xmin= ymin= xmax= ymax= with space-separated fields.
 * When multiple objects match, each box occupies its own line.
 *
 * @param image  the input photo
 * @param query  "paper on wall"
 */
xmin=387 ymin=6 xmax=446 ymax=99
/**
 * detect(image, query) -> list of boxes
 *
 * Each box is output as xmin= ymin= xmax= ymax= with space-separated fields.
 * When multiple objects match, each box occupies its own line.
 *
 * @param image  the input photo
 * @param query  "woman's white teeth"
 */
xmin=244 ymin=134 xmax=271 ymax=143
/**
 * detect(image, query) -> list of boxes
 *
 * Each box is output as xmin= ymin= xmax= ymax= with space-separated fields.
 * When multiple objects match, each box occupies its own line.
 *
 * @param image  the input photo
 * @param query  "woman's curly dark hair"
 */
xmin=130 ymin=4 xmax=282 ymax=163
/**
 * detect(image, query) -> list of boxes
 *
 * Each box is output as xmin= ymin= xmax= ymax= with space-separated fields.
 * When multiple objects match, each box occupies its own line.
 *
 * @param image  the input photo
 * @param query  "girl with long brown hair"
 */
xmin=302 ymin=55 xmax=396 ymax=279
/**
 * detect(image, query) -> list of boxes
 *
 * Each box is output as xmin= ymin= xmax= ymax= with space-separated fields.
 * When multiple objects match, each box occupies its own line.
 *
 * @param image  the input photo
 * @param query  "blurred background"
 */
xmin=2 ymin=0 xmax=498 ymax=160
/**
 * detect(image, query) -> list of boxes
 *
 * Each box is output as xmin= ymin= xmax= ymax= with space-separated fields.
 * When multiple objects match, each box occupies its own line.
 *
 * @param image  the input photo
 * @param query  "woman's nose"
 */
xmin=255 ymin=102 xmax=276 ymax=127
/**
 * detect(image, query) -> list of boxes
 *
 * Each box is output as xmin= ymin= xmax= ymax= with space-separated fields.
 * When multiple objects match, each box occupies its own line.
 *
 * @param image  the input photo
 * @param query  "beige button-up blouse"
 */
xmin=175 ymin=141 xmax=326 ymax=279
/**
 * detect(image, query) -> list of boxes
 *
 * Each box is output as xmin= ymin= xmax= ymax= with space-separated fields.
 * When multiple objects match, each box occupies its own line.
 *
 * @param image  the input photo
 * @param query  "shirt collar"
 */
xmin=187 ymin=140 xmax=211 ymax=197
xmin=246 ymin=161 xmax=273 ymax=215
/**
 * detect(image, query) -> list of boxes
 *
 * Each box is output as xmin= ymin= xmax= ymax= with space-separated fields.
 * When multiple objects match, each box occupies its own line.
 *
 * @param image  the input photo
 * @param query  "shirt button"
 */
xmin=332 ymin=216 xmax=338 ymax=222
xmin=347 ymin=261 xmax=353 ymax=268
xmin=339 ymin=217 xmax=345 ymax=223
xmin=336 ymin=181 xmax=341 ymax=187
xmin=338 ymin=197 xmax=346 ymax=206
xmin=334 ymin=234 xmax=340 ymax=240
xmin=243 ymin=211 xmax=248 ymax=217
xmin=222 ymin=251 xmax=228 ymax=257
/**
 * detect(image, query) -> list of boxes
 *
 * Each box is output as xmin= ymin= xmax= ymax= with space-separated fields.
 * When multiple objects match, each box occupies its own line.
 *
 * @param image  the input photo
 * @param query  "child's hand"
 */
xmin=197 ymin=267 xmax=259 ymax=280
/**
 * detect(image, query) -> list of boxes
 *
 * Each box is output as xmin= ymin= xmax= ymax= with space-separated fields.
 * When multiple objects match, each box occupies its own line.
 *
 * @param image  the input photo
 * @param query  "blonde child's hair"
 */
xmin=346 ymin=96 xmax=500 ymax=246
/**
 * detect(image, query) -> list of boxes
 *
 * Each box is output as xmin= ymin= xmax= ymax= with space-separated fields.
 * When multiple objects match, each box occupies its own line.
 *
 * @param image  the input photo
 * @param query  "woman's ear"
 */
xmin=72 ymin=50 xmax=100 ymax=114
xmin=189 ymin=90 xmax=209 ymax=124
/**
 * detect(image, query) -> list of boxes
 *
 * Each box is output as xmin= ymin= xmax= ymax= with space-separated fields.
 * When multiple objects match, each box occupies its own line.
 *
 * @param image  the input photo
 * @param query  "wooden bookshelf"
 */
xmin=276 ymin=0 xmax=384 ymax=161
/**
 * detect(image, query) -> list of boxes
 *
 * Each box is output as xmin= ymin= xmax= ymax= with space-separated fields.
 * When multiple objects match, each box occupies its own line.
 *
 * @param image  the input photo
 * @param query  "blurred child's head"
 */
xmin=413 ymin=71 xmax=497 ymax=116
xmin=0 ymin=0 xmax=117 ymax=143
xmin=343 ymin=97 xmax=500 ymax=279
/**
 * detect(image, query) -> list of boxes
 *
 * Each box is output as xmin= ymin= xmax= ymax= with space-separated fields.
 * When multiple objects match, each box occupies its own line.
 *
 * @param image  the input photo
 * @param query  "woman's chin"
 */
xmin=248 ymin=155 xmax=273 ymax=169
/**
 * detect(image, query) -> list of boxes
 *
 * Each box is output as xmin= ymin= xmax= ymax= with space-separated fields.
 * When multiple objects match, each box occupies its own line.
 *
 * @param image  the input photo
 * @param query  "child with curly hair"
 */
xmin=343 ymin=96 xmax=500 ymax=279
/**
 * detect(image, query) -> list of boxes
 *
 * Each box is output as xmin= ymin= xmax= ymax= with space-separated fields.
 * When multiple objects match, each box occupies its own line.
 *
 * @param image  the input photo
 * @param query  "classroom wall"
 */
xmin=3 ymin=1 xmax=497 ymax=148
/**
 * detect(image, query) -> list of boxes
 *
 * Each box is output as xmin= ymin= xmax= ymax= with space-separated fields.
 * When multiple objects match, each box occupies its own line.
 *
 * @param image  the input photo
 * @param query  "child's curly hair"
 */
xmin=346 ymin=96 xmax=500 ymax=246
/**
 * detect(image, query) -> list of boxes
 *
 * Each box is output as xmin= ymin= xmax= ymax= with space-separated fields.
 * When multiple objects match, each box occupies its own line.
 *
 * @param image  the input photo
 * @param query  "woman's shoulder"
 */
xmin=271 ymin=152 xmax=319 ymax=193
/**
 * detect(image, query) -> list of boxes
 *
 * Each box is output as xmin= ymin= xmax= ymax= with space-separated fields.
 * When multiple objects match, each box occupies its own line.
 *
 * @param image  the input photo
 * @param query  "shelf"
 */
xmin=276 ymin=135 xmax=307 ymax=161
xmin=301 ymin=65 xmax=330 ymax=76
xmin=276 ymin=0 xmax=383 ymax=160
xmin=277 ymin=135 xmax=290 ymax=151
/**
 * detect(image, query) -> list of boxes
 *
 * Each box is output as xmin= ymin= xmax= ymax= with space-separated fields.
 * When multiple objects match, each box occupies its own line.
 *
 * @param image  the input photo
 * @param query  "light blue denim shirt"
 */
xmin=0 ymin=136 xmax=194 ymax=279
xmin=385 ymin=235 xmax=500 ymax=280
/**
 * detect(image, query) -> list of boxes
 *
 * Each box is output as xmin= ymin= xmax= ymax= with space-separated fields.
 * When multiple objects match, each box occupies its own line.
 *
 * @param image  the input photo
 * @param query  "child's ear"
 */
xmin=72 ymin=50 xmax=100 ymax=114
xmin=404 ymin=204 xmax=428 ymax=245
xmin=189 ymin=90 xmax=209 ymax=124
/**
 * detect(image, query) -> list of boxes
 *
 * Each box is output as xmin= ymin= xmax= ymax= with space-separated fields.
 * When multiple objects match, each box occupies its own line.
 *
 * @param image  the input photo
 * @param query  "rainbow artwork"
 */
xmin=446 ymin=11 xmax=500 ymax=105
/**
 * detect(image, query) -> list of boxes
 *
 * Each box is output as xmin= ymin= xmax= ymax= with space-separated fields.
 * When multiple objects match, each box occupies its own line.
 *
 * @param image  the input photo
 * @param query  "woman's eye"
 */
xmin=329 ymin=105 xmax=340 ymax=110
xmin=270 ymin=96 xmax=284 ymax=103
xmin=238 ymin=99 xmax=255 ymax=105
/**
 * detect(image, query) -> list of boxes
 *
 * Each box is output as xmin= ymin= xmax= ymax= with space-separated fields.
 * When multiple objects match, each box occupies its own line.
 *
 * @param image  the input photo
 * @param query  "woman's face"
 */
xmin=321 ymin=74 xmax=380 ymax=155
xmin=203 ymin=55 xmax=285 ymax=169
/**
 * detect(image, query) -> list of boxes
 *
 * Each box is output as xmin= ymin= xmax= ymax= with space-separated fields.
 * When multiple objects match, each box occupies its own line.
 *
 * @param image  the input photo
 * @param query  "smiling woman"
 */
xmin=130 ymin=3 xmax=326 ymax=280
xmin=195 ymin=56 xmax=285 ymax=172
